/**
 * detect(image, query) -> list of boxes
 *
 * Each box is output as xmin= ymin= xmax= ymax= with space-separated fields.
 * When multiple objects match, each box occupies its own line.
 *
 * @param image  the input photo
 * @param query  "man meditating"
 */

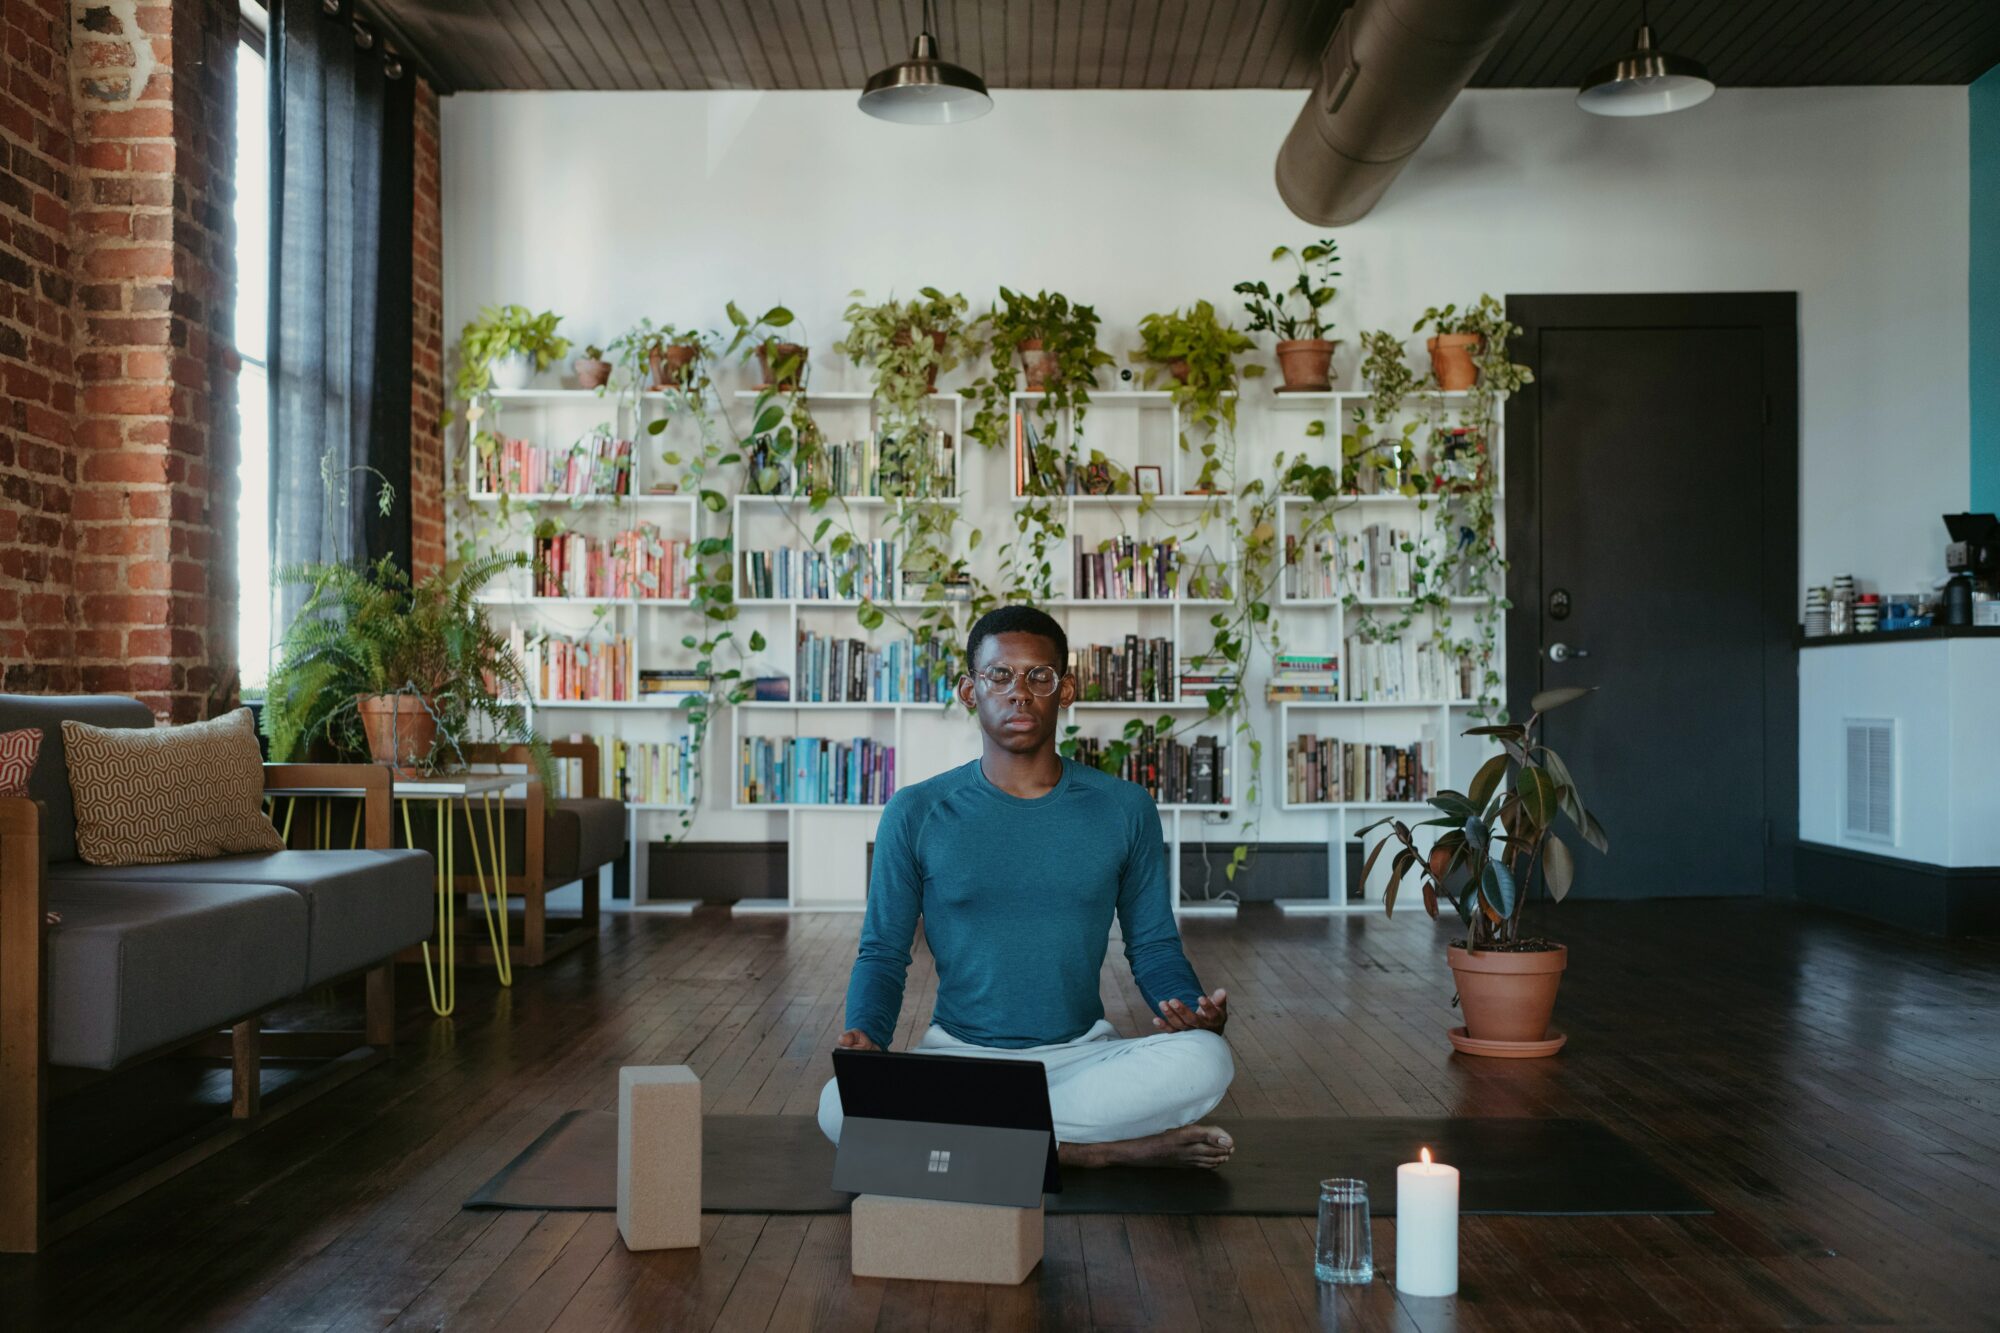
xmin=817 ymin=605 xmax=1236 ymax=1169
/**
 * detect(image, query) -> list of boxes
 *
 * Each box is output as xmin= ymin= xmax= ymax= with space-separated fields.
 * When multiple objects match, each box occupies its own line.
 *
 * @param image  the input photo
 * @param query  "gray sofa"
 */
xmin=0 ymin=694 xmax=435 ymax=1252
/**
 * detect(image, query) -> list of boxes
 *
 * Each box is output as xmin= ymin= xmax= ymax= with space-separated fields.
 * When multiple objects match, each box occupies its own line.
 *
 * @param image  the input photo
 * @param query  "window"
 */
xmin=234 ymin=3 xmax=271 ymax=689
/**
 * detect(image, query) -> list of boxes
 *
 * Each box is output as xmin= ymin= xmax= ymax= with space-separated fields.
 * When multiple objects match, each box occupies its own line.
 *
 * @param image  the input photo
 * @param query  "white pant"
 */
xmin=817 ymin=1020 xmax=1234 ymax=1146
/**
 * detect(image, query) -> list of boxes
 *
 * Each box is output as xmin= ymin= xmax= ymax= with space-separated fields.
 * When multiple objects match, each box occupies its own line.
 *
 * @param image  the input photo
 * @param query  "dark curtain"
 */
xmin=269 ymin=0 xmax=415 ymax=625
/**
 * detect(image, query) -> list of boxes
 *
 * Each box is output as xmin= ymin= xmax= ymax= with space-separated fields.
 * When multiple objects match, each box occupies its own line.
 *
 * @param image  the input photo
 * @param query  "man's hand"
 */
xmin=1153 ymin=988 xmax=1228 ymax=1034
xmin=835 ymin=1028 xmax=882 ymax=1051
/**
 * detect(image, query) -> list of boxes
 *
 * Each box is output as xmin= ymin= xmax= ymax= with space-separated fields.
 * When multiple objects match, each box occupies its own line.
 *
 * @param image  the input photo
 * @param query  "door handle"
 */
xmin=1545 ymin=642 xmax=1589 ymax=662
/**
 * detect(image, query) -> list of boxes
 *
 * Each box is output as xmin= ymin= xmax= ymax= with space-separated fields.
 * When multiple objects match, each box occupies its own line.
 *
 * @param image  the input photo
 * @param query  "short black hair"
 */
xmin=966 ymin=605 xmax=1067 ymax=670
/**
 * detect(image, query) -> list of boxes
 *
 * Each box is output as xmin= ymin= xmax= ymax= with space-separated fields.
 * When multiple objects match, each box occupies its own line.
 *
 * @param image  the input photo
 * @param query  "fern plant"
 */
xmin=264 ymin=554 xmax=550 ymax=781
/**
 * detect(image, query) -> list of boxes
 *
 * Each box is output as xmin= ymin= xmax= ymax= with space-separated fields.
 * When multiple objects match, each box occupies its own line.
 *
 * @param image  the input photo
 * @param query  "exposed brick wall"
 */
xmin=409 ymin=74 xmax=443 ymax=578
xmin=0 ymin=0 xmax=236 ymax=719
xmin=0 ymin=0 xmax=80 ymax=693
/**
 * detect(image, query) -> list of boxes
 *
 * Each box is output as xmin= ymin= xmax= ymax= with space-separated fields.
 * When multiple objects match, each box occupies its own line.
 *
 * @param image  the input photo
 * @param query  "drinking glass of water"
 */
xmin=1315 ymin=1177 xmax=1373 ymax=1284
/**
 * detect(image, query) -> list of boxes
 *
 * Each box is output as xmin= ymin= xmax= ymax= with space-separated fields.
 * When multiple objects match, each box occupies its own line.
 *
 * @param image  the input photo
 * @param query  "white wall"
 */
xmin=443 ymin=86 xmax=1971 ymax=592
xmin=441 ymin=86 xmax=1972 ymax=867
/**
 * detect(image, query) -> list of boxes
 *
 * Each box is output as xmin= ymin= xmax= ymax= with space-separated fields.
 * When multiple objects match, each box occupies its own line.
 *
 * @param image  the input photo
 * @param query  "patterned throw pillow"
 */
xmin=62 ymin=707 xmax=285 ymax=866
xmin=0 ymin=726 xmax=39 ymax=795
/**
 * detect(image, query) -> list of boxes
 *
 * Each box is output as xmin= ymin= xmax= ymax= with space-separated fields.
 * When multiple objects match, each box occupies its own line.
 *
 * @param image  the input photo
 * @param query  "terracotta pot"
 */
xmin=1448 ymin=943 xmax=1565 ymax=1047
xmin=894 ymin=328 xmax=949 ymax=390
xmin=1019 ymin=338 xmax=1056 ymax=391
xmin=755 ymin=341 xmax=808 ymax=390
xmin=1275 ymin=338 xmax=1337 ymax=391
xmin=355 ymin=693 xmax=437 ymax=774
xmin=647 ymin=344 xmax=701 ymax=388
xmin=573 ymin=357 xmax=612 ymax=389
xmin=1166 ymin=358 xmax=1191 ymax=385
xmin=1427 ymin=334 xmax=1484 ymax=391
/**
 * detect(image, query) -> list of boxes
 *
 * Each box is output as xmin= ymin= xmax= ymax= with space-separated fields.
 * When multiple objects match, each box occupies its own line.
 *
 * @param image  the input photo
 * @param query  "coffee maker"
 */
xmin=1942 ymin=513 xmax=2000 ymax=625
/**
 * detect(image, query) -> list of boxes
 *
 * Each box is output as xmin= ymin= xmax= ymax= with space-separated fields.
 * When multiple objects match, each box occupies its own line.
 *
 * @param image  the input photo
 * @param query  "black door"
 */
xmin=1506 ymin=294 xmax=1797 ymax=900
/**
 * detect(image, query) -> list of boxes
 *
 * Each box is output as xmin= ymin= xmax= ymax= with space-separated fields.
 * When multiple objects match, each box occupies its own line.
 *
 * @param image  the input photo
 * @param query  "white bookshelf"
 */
xmin=461 ymin=374 xmax=1503 ymax=922
xmin=1268 ymin=390 xmax=1506 ymax=915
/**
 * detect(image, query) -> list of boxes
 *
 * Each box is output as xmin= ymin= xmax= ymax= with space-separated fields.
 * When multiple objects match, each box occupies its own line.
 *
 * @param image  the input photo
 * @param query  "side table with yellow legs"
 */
xmin=393 ymin=776 xmax=515 ymax=1017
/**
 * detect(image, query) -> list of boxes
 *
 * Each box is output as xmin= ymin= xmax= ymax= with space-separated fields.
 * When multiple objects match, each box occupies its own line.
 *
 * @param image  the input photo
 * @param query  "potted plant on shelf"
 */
xmin=1359 ymin=686 xmax=1608 ymax=1058
xmin=609 ymin=320 xmax=713 ymax=392
xmin=724 ymin=301 xmax=805 ymax=390
xmin=1235 ymin=238 xmax=1341 ymax=392
xmin=263 ymin=553 xmax=549 ymax=782
xmin=837 ymin=287 xmax=972 ymax=394
xmin=574 ymin=345 xmax=612 ymax=389
xmin=1413 ymin=294 xmax=1519 ymax=392
xmin=978 ymin=287 xmax=1113 ymax=394
xmin=455 ymin=305 xmax=570 ymax=397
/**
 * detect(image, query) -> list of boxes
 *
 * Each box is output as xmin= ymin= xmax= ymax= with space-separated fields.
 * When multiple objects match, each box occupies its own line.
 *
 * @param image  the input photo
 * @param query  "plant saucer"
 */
xmin=1447 ymin=1026 xmax=1567 ymax=1059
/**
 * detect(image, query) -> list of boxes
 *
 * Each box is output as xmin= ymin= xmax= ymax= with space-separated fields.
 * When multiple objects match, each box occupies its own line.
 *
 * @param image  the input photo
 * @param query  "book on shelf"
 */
xmin=555 ymin=732 xmax=696 ymax=806
xmin=1065 ymin=729 xmax=1228 ymax=806
xmin=533 ymin=525 xmax=690 ymax=600
xmin=749 ymin=676 xmax=792 ymax=702
xmin=742 ymin=539 xmax=900 ymax=601
xmin=1072 ymin=534 xmax=1182 ymax=601
xmin=1266 ymin=652 xmax=1340 ymax=702
xmin=1285 ymin=732 xmax=1436 ymax=805
xmin=478 ymin=430 xmax=632 ymax=498
xmin=637 ymin=668 xmax=711 ymax=705
xmin=898 ymin=570 xmax=973 ymax=603
xmin=511 ymin=624 xmax=634 ymax=702
xmin=756 ymin=429 xmax=957 ymax=501
xmin=1070 ymin=636 xmax=1176 ymax=704
xmin=738 ymin=735 xmax=896 ymax=807
xmin=797 ymin=629 xmax=951 ymax=704
xmin=1345 ymin=636 xmax=1475 ymax=702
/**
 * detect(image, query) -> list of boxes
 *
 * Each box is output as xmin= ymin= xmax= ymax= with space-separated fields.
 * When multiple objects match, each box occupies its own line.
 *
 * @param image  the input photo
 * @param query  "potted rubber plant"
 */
xmin=1360 ymin=686 xmax=1607 ymax=1057
xmin=455 ymin=305 xmax=569 ymax=397
xmin=1235 ymin=239 xmax=1341 ymax=391
xmin=263 ymin=553 xmax=548 ymax=782
xmin=1413 ymin=294 xmax=1518 ymax=392
xmin=724 ymin=301 xmax=805 ymax=390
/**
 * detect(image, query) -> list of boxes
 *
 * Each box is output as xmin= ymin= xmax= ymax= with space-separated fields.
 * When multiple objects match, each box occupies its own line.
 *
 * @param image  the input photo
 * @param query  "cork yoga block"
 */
xmin=850 ymin=1194 xmax=1044 ymax=1285
xmin=617 ymin=1066 xmax=701 ymax=1251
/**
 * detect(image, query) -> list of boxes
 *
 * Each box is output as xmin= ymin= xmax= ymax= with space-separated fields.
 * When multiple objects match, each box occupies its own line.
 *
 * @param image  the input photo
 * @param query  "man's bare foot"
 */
xmin=1060 ymin=1125 xmax=1235 ymax=1170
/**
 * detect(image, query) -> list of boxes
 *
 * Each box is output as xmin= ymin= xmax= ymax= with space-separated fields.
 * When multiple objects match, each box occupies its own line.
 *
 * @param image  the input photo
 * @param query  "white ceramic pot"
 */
xmin=489 ymin=351 xmax=534 ymax=391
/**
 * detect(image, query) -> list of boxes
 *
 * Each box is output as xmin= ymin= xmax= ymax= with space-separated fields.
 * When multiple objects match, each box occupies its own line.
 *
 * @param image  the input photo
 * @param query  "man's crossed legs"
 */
xmin=818 ymin=1020 xmax=1237 ymax=1168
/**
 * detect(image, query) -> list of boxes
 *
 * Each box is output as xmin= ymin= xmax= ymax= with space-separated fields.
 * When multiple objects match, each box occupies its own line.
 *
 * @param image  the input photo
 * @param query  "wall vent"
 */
xmin=1843 ymin=718 xmax=1895 ymax=844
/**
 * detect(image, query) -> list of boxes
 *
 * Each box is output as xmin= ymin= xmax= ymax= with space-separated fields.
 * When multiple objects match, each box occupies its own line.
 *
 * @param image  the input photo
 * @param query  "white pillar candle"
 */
xmin=1395 ymin=1147 xmax=1459 ymax=1297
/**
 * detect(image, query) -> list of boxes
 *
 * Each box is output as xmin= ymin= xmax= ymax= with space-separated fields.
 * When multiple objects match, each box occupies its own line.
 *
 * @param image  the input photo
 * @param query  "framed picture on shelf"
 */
xmin=1134 ymin=466 xmax=1163 ymax=496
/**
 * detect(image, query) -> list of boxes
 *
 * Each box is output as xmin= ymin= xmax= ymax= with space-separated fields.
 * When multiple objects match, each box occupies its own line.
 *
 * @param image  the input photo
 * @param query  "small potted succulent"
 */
xmin=573 ymin=344 xmax=612 ymax=389
xmin=725 ymin=301 xmax=805 ymax=390
xmin=1360 ymin=687 xmax=1607 ymax=1058
xmin=1235 ymin=239 xmax=1341 ymax=392
xmin=455 ymin=305 xmax=569 ymax=398
xmin=1413 ymin=294 xmax=1518 ymax=392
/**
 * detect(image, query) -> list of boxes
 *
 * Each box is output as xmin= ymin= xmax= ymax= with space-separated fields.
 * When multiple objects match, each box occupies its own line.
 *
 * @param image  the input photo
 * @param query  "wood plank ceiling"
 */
xmin=363 ymin=0 xmax=2000 ymax=95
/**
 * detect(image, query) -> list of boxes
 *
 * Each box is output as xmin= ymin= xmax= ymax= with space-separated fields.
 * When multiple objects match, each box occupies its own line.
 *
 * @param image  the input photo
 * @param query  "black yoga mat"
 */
xmin=465 ymin=1112 xmax=1709 ymax=1217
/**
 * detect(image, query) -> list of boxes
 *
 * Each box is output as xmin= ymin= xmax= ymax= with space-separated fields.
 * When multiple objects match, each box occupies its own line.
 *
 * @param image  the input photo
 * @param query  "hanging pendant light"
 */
xmin=859 ymin=0 xmax=992 ymax=125
xmin=1577 ymin=2 xmax=1714 ymax=118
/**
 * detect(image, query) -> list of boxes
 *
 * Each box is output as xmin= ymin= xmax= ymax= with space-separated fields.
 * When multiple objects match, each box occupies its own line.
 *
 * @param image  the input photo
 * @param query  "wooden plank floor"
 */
xmin=4 ymin=898 xmax=1999 ymax=1330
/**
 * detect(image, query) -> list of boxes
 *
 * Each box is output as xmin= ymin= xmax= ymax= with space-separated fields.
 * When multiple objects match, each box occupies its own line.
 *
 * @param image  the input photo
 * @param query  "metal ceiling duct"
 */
xmin=1276 ymin=0 xmax=1531 ymax=226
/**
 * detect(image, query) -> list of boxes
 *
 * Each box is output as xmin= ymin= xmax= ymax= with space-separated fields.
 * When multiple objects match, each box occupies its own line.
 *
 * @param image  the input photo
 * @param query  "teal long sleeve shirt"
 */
xmin=843 ymin=757 xmax=1206 ymax=1050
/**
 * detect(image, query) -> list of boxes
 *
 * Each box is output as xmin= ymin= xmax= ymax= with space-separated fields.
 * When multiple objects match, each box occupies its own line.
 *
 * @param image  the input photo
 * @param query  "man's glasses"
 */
xmin=972 ymin=665 xmax=1063 ymax=697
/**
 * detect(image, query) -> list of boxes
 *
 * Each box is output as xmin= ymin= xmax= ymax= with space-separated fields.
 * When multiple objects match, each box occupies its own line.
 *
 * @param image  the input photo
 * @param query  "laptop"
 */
xmin=830 ymin=1048 xmax=1062 ymax=1209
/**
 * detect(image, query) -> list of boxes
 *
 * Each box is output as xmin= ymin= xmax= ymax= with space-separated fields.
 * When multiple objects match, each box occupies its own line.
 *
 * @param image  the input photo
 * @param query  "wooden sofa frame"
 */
xmin=450 ymin=740 xmax=605 ymax=969
xmin=0 ymin=763 xmax=401 ymax=1254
